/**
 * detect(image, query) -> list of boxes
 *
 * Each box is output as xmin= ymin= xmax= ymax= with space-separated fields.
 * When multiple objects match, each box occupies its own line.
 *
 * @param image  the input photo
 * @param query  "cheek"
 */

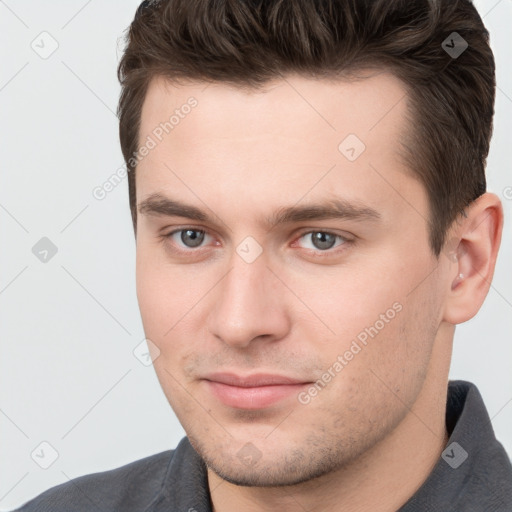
xmin=135 ymin=242 xmax=202 ymax=334
xmin=135 ymin=250 xmax=217 ymax=391
xmin=302 ymin=256 xmax=439 ymax=392
xmin=297 ymin=261 xmax=404 ymax=344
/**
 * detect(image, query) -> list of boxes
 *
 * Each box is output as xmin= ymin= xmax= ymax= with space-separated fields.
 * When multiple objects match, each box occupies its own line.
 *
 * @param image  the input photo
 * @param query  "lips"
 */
xmin=202 ymin=372 xmax=311 ymax=409
xmin=204 ymin=372 xmax=308 ymax=387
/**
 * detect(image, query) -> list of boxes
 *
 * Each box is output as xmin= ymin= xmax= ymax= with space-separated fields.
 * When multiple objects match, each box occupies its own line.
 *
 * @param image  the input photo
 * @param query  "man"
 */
xmin=14 ymin=0 xmax=512 ymax=510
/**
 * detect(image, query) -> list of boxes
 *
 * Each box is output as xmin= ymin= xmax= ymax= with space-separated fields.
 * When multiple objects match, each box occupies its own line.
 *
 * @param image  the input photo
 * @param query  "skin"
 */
xmin=134 ymin=71 xmax=503 ymax=512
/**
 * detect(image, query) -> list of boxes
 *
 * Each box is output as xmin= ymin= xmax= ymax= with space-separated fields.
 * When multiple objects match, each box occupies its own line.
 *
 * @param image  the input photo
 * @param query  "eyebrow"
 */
xmin=138 ymin=193 xmax=381 ymax=229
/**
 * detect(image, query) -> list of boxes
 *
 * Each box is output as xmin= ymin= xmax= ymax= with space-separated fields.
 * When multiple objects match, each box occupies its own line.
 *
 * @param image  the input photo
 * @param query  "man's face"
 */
xmin=135 ymin=72 xmax=449 ymax=485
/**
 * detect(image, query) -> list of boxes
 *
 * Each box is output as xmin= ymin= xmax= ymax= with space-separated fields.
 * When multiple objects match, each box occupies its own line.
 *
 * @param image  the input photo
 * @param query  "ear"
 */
xmin=442 ymin=192 xmax=503 ymax=325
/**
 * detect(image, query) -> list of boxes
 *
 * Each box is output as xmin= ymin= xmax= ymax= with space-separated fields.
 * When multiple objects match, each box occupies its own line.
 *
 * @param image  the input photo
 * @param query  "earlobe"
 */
xmin=443 ymin=193 xmax=503 ymax=325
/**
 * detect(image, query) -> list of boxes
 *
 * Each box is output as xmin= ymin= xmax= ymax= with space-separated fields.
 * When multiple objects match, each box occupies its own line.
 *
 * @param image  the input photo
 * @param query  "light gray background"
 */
xmin=1 ymin=0 xmax=511 ymax=509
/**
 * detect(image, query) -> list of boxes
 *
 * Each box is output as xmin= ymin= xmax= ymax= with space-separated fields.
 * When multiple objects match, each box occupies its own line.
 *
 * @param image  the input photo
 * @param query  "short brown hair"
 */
xmin=117 ymin=0 xmax=495 ymax=256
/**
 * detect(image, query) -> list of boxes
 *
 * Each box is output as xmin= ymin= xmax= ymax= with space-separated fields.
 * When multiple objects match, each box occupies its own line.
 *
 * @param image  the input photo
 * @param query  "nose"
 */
xmin=207 ymin=251 xmax=291 ymax=349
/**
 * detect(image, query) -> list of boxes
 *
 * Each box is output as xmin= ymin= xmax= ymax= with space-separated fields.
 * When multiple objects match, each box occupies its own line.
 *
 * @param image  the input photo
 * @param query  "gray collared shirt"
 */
xmin=13 ymin=381 xmax=512 ymax=511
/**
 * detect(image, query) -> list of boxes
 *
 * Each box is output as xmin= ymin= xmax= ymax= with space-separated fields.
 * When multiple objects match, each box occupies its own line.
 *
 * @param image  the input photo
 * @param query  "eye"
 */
xmin=165 ymin=228 xmax=213 ymax=250
xmin=295 ymin=231 xmax=348 ymax=252
xmin=162 ymin=227 xmax=351 ymax=257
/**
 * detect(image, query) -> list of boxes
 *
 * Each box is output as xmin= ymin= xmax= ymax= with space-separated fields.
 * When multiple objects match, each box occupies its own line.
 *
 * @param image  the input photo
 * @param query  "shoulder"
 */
xmin=13 ymin=449 xmax=175 ymax=512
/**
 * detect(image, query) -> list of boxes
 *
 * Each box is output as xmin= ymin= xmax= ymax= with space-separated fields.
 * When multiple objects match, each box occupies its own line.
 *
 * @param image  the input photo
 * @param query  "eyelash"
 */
xmin=162 ymin=227 xmax=352 ymax=258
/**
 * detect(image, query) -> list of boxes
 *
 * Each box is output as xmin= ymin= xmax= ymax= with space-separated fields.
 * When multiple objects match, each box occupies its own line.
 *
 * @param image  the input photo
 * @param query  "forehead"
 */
xmin=136 ymin=71 xmax=423 ymax=226
xmin=139 ymin=70 xmax=410 ymax=143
